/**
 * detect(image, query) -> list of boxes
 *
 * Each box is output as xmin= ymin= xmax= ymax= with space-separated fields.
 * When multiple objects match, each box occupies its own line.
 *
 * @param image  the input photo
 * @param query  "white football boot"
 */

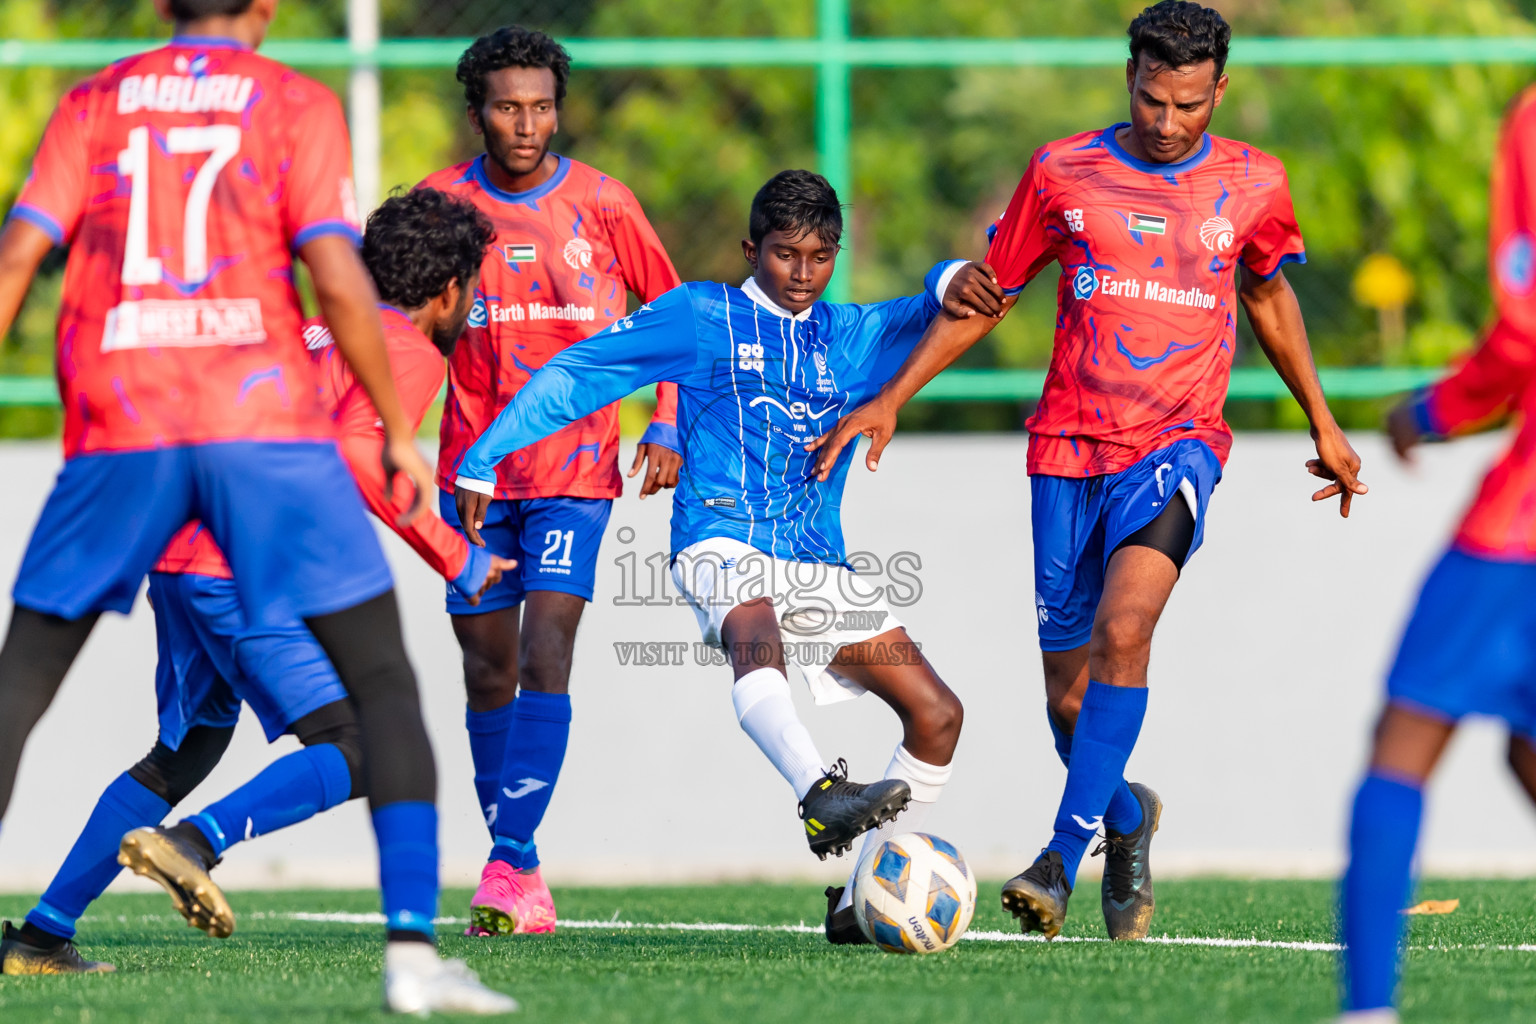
xmin=384 ymin=941 xmax=518 ymax=1016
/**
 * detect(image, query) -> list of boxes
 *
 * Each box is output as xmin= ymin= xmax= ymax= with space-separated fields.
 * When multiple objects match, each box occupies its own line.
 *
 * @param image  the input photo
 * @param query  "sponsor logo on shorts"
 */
xmin=703 ymin=497 xmax=738 ymax=509
xmin=1035 ymin=591 xmax=1049 ymax=625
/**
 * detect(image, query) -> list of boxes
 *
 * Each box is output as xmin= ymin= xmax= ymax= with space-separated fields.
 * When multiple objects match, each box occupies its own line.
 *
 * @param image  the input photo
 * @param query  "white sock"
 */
xmin=731 ymin=667 xmax=826 ymax=798
xmin=837 ymin=744 xmax=953 ymax=911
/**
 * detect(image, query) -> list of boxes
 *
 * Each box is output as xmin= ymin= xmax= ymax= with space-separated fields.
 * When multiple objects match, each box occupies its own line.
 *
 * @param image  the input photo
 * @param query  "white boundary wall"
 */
xmin=2 ymin=432 xmax=1534 ymax=892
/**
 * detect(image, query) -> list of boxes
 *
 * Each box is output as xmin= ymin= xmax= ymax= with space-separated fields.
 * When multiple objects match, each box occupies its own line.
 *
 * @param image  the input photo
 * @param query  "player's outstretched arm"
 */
xmin=806 ymin=261 xmax=1011 ymax=480
xmin=0 ymin=219 xmax=56 ymax=340
xmin=301 ymin=235 xmax=434 ymax=527
xmin=455 ymin=287 xmax=700 ymax=544
xmin=1239 ymin=267 xmax=1367 ymax=518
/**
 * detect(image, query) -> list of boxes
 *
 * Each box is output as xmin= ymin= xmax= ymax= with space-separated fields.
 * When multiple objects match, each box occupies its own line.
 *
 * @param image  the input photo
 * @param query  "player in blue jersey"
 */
xmin=453 ymin=170 xmax=1003 ymax=942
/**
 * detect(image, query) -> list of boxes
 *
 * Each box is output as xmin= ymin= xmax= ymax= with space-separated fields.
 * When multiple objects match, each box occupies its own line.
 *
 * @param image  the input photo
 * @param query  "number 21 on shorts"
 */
xmin=542 ymin=530 xmax=574 ymax=568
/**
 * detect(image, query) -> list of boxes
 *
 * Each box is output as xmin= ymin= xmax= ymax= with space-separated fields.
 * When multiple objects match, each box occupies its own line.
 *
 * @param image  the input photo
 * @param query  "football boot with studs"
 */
xmin=0 ymin=921 xmax=115 ymax=975
xmin=823 ymin=885 xmax=871 ymax=945
xmin=119 ymin=825 xmax=235 ymax=938
xmin=1094 ymin=782 xmax=1163 ymax=940
xmin=798 ymin=759 xmax=910 ymax=860
xmin=1001 ymin=849 xmax=1073 ymax=939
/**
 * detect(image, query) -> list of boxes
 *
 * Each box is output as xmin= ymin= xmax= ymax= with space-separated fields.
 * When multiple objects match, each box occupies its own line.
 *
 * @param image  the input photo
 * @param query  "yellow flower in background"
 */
xmin=1352 ymin=252 xmax=1416 ymax=311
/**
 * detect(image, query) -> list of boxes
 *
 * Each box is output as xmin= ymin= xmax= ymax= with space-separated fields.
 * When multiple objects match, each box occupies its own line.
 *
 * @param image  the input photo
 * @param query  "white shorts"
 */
xmin=671 ymin=537 xmax=906 ymax=705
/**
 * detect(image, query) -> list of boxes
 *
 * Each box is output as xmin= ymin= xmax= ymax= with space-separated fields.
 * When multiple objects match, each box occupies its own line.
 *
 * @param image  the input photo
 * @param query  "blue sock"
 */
xmin=186 ymin=744 xmax=352 ymax=857
xmin=1342 ymin=772 xmax=1423 ymax=1012
xmin=373 ymin=801 xmax=438 ymax=939
xmin=26 ymin=773 xmax=170 ymax=940
xmin=489 ymin=691 xmax=571 ymax=870
xmin=1046 ymin=682 xmax=1148 ymax=889
xmin=1046 ymin=705 xmax=1143 ymax=835
xmin=466 ymin=703 xmax=515 ymax=836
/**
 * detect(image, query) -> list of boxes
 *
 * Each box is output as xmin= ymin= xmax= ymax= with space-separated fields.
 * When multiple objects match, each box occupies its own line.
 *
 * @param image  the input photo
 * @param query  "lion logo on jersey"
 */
xmin=563 ymin=237 xmax=594 ymax=270
xmin=1199 ymin=216 xmax=1235 ymax=252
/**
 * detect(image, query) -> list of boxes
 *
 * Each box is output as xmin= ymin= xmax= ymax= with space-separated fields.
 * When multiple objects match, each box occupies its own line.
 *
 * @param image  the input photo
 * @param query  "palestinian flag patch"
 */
xmin=1127 ymin=212 xmax=1167 ymax=236
xmin=504 ymin=243 xmax=537 ymax=264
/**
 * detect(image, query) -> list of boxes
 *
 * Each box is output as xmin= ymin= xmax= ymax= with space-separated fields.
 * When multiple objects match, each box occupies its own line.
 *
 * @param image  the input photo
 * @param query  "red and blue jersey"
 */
xmin=419 ymin=154 xmax=681 ymax=500
xmin=10 ymin=36 xmax=361 ymax=457
xmin=1412 ymin=88 xmax=1536 ymax=560
xmin=985 ymin=124 xmax=1306 ymax=477
xmin=157 ymin=307 xmax=474 ymax=583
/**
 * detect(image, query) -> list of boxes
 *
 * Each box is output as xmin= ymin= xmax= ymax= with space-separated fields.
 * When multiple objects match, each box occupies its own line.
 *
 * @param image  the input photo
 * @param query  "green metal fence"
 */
xmin=0 ymin=16 xmax=1520 ymax=407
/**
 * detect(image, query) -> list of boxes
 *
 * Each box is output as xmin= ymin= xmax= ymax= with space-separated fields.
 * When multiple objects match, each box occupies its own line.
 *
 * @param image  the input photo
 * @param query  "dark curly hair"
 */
xmin=362 ymin=188 xmax=495 ymax=312
xmin=168 ymin=0 xmax=253 ymax=18
xmin=457 ymin=26 xmax=572 ymax=112
xmin=1128 ymin=1 xmax=1231 ymax=76
xmin=749 ymin=170 xmax=843 ymax=249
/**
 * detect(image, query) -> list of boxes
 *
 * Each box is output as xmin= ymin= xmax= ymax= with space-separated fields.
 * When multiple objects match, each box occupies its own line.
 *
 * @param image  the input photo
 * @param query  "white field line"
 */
xmin=78 ymin=910 xmax=1536 ymax=954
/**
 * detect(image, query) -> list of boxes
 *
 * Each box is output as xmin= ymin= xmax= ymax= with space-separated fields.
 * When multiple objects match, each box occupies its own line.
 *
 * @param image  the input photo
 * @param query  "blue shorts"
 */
xmin=150 ymin=572 xmax=349 ymax=749
xmin=437 ymin=491 xmax=612 ymax=614
xmin=1386 ymin=548 xmax=1536 ymax=736
xmin=13 ymin=441 xmax=392 ymax=627
xmin=1031 ymin=439 xmax=1222 ymax=651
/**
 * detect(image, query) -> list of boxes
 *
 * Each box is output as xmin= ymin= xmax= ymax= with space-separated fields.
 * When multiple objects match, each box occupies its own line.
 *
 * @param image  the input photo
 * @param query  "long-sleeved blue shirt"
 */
xmin=456 ymin=260 xmax=966 ymax=565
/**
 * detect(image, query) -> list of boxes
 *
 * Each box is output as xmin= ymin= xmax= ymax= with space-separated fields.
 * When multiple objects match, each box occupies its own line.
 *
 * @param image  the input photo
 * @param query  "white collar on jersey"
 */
xmin=740 ymin=276 xmax=814 ymax=322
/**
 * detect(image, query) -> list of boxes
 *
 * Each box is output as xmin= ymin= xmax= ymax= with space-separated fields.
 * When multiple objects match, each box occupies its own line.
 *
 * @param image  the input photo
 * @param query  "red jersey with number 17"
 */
xmin=420 ymin=154 xmax=681 ymax=500
xmin=10 ymin=36 xmax=360 ymax=458
xmin=986 ymin=124 xmax=1306 ymax=477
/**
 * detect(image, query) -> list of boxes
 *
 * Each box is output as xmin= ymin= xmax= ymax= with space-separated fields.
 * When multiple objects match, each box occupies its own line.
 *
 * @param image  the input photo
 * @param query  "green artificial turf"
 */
xmin=1 ymin=878 xmax=1534 ymax=1022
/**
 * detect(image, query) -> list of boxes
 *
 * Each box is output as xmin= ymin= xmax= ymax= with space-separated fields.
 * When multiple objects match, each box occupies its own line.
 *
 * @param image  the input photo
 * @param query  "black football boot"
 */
xmin=1000 ymin=849 xmax=1073 ymax=939
xmin=823 ymin=886 xmax=871 ymax=945
xmin=1095 ymin=782 xmax=1163 ymax=940
xmin=798 ymin=759 xmax=910 ymax=860
xmin=0 ymin=920 xmax=115 ymax=975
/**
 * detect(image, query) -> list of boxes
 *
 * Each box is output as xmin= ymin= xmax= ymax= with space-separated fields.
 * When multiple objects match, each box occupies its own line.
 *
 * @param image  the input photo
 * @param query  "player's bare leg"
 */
xmin=721 ymin=600 xmax=910 ymax=860
xmin=821 ymin=631 xmax=962 ymax=943
xmin=454 ymin=608 xmax=521 ymax=714
xmin=1505 ymin=735 xmax=1536 ymax=807
xmin=1007 ymin=544 xmax=1177 ymax=939
xmin=465 ymin=591 xmax=585 ymax=937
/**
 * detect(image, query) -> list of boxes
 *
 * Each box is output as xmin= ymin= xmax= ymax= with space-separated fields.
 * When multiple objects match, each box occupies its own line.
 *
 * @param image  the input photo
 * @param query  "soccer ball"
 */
xmin=852 ymin=832 xmax=977 ymax=954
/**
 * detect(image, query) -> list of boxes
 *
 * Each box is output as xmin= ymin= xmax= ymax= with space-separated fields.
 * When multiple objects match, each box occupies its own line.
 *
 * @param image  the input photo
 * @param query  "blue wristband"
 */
xmin=638 ymin=420 xmax=681 ymax=452
xmin=451 ymin=545 xmax=493 ymax=599
xmin=1409 ymin=389 xmax=1444 ymax=441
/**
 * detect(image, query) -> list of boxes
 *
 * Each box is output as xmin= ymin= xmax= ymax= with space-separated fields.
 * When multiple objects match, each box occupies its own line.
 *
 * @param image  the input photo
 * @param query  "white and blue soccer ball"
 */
xmin=852 ymin=832 xmax=977 ymax=954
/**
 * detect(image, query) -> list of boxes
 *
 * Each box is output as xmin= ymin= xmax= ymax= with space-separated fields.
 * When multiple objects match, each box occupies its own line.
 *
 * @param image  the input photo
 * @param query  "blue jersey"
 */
xmin=456 ymin=261 xmax=963 ymax=565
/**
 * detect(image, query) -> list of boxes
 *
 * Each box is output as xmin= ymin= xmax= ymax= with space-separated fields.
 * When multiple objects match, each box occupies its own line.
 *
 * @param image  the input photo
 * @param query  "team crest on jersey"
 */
xmin=1072 ymin=265 xmax=1099 ymax=301
xmin=563 ymin=237 xmax=594 ymax=270
xmin=468 ymin=296 xmax=488 ymax=329
xmin=813 ymin=351 xmax=834 ymax=393
xmin=504 ymin=244 xmax=536 ymax=264
xmin=1199 ymin=216 xmax=1235 ymax=252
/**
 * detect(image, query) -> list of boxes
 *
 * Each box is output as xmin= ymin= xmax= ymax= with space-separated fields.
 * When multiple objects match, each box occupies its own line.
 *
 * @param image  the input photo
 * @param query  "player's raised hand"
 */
xmin=628 ymin=442 xmax=682 ymax=499
xmin=1305 ymin=426 xmax=1368 ymax=518
xmin=942 ymin=261 xmax=1006 ymax=320
xmin=805 ymin=396 xmax=898 ymax=481
xmin=1384 ymin=399 xmax=1423 ymax=464
xmin=455 ymin=486 xmax=494 ymax=547
xmin=384 ymin=436 xmax=435 ymax=527
xmin=466 ymin=555 xmax=518 ymax=606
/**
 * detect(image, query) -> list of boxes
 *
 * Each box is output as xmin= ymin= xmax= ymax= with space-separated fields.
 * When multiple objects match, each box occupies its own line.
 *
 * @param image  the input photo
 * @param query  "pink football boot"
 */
xmin=466 ymin=861 xmax=556 ymax=936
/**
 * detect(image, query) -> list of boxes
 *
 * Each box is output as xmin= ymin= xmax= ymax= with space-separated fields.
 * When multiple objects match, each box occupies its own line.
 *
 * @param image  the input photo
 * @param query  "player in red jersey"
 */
xmin=2 ymin=188 xmax=516 ymax=976
xmin=812 ymin=1 xmax=1365 ymax=941
xmin=419 ymin=26 xmax=683 ymax=936
xmin=0 ymin=1 xmax=510 ymax=1012
xmin=1337 ymin=86 xmax=1536 ymax=1024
